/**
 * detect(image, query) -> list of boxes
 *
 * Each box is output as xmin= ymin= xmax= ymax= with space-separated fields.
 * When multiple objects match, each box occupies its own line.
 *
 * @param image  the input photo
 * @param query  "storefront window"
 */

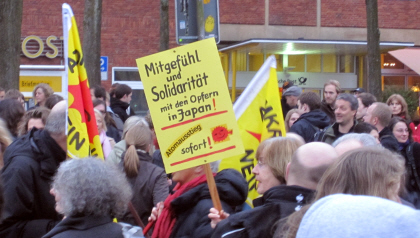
xmin=114 ymin=70 xmax=140 ymax=81
xmin=384 ymin=76 xmax=405 ymax=91
xmin=236 ymin=51 xmax=247 ymax=71
xmin=339 ymin=55 xmax=354 ymax=73
xmin=288 ymin=55 xmax=305 ymax=72
xmin=249 ymin=53 xmax=264 ymax=71
xmin=131 ymin=90 xmax=149 ymax=116
xmin=230 ymin=51 xmax=352 ymax=74
xmin=383 ymin=53 xmax=404 ymax=69
xmin=323 ymin=54 xmax=337 ymax=73
xmin=112 ymin=67 xmax=148 ymax=116
xmin=408 ymin=76 xmax=420 ymax=91
xmin=275 ymin=54 xmax=283 ymax=72
xmin=307 ymin=54 xmax=321 ymax=72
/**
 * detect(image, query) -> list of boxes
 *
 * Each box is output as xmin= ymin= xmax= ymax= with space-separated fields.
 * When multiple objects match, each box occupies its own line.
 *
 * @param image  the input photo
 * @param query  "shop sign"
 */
xmin=21 ymin=35 xmax=63 ymax=59
xmin=20 ymin=76 xmax=62 ymax=92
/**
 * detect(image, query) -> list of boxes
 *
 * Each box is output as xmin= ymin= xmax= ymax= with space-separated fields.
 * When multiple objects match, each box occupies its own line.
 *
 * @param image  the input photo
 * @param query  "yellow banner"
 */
xmin=63 ymin=4 xmax=103 ymax=159
xmin=219 ymin=56 xmax=286 ymax=206
xmin=136 ymin=38 xmax=244 ymax=173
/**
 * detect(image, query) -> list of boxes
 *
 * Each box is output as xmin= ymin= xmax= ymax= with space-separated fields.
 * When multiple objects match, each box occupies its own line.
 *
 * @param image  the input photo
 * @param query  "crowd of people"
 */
xmin=0 ymin=80 xmax=419 ymax=238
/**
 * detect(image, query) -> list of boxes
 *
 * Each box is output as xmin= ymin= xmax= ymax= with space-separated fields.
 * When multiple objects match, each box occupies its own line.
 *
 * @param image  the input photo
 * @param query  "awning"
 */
xmin=389 ymin=48 xmax=420 ymax=75
xmin=219 ymin=39 xmax=414 ymax=56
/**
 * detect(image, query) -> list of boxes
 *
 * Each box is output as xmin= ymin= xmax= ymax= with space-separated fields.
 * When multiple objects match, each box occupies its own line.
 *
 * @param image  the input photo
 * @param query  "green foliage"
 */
xmin=382 ymin=89 xmax=419 ymax=121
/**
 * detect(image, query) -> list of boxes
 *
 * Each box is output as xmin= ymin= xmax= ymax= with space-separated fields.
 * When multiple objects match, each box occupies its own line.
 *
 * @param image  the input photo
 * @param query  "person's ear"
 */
xmin=194 ymin=165 xmax=204 ymax=174
xmin=373 ymin=117 xmax=379 ymax=125
xmin=303 ymin=104 xmax=309 ymax=112
xmin=146 ymin=144 xmax=151 ymax=152
xmin=285 ymin=162 xmax=291 ymax=181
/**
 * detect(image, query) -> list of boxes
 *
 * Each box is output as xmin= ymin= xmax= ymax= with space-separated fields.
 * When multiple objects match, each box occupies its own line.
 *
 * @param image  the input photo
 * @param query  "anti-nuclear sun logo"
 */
xmin=211 ymin=124 xmax=233 ymax=144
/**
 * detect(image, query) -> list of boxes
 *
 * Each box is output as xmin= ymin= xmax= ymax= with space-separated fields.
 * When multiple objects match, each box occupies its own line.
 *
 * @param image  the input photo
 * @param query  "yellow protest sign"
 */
xmin=136 ymin=38 xmax=244 ymax=173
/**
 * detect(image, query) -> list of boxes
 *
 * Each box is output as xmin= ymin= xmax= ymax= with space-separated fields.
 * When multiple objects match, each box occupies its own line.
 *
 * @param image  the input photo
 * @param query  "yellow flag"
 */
xmin=218 ymin=55 xmax=286 ymax=207
xmin=63 ymin=3 xmax=104 ymax=159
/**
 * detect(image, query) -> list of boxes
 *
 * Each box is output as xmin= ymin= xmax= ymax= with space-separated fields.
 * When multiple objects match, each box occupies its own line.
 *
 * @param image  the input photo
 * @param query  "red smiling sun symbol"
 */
xmin=211 ymin=124 xmax=233 ymax=143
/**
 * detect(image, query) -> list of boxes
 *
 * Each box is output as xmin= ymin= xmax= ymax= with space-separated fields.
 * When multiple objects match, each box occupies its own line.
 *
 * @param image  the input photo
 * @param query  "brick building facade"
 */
xmin=19 ymin=0 xmax=420 ymax=112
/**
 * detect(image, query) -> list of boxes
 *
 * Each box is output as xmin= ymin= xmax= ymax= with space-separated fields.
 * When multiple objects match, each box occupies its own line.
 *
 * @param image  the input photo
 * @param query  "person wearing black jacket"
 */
xmin=43 ymin=157 xmax=132 ymax=238
xmin=110 ymin=84 xmax=136 ymax=122
xmin=290 ymin=92 xmax=330 ymax=142
xmin=210 ymin=142 xmax=338 ymax=238
xmin=0 ymin=102 xmax=67 ymax=238
xmin=281 ymin=86 xmax=302 ymax=119
xmin=151 ymin=166 xmax=248 ymax=238
xmin=389 ymin=117 xmax=420 ymax=208
xmin=364 ymin=102 xmax=399 ymax=153
xmin=320 ymin=80 xmax=341 ymax=124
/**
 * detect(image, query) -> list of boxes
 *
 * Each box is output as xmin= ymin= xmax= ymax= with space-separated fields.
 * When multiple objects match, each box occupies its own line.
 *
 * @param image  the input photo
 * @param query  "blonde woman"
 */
xmin=31 ymin=83 xmax=54 ymax=108
xmin=94 ymin=109 xmax=114 ymax=159
xmin=0 ymin=119 xmax=13 ymax=169
xmin=210 ymin=137 xmax=305 ymax=237
xmin=285 ymin=109 xmax=300 ymax=132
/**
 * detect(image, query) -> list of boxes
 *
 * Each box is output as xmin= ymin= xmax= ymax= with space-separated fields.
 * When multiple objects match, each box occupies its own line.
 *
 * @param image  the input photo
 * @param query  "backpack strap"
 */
xmin=406 ymin=143 xmax=420 ymax=190
xmin=302 ymin=118 xmax=322 ymax=142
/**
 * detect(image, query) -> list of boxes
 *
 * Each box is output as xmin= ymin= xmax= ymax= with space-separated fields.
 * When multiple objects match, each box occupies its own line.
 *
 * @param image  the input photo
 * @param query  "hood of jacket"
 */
xmin=171 ymin=169 xmax=248 ymax=213
xmin=3 ymin=129 xmax=66 ymax=178
xmin=296 ymin=109 xmax=330 ymax=129
xmin=253 ymin=185 xmax=315 ymax=207
xmin=296 ymin=194 xmax=420 ymax=238
xmin=110 ymin=97 xmax=130 ymax=110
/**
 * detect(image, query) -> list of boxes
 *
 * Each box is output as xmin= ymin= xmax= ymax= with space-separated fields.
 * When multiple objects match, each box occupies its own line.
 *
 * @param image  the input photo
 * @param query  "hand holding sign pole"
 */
xmin=136 ymin=37 xmax=243 ymax=221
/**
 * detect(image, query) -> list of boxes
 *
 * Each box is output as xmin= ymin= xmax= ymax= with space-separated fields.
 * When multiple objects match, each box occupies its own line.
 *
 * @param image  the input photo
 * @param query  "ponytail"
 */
xmin=123 ymin=118 xmax=152 ymax=177
xmin=124 ymin=144 xmax=140 ymax=177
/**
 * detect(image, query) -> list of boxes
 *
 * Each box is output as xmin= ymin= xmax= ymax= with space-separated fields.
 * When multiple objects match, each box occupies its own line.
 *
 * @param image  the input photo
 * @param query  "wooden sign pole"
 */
xmin=204 ymin=163 xmax=222 ymax=211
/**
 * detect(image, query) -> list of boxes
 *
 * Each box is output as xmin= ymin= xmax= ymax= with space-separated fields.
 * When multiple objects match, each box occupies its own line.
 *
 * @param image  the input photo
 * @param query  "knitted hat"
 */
xmin=352 ymin=88 xmax=365 ymax=93
xmin=282 ymin=86 xmax=302 ymax=97
xmin=296 ymin=194 xmax=420 ymax=238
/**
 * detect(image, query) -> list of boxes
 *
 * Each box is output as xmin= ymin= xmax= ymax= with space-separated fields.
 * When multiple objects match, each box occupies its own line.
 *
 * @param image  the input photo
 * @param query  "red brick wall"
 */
xmin=21 ymin=0 xmax=179 ymax=89
xmin=378 ymin=0 xmax=420 ymax=29
xmin=220 ymin=0 xmax=265 ymax=24
xmin=321 ymin=0 xmax=366 ymax=27
xmin=269 ymin=0 xmax=316 ymax=26
xmin=322 ymin=0 xmax=420 ymax=29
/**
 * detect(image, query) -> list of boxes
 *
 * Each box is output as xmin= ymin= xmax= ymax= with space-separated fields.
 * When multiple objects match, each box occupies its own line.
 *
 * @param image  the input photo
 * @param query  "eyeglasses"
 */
xmin=257 ymin=160 xmax=266 ymax=166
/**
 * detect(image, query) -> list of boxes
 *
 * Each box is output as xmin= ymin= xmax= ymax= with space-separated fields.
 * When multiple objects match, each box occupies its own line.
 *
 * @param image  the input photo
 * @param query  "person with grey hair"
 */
xmin=0 ymin=101 xmax=67 ymax=238
xmin=281 ymin=86 xmax=302 ymax=119
xmin=316 ymin=93 xmax=358 ymax=145
xmin=332 ymin=133 xmax=379 ymax=156
xmin=43 ymin=157 xmax=132 ymax=238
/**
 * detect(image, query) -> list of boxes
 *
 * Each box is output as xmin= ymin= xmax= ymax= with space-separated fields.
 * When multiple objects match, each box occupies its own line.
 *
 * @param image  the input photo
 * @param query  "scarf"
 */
xmin=398 ymin=140 xmax=410 ymax=152
xmin=152 ymin=174 xmax=209 ymax=238
xmin=99 ymin=130 xmax=112 ymax=159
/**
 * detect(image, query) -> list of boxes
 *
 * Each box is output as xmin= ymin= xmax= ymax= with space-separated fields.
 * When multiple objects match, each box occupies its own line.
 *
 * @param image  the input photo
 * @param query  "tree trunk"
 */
xmin=83 ymin=0 xmax=102 ymax=87
xmin=0 ymin=0 xmax=23 ymax=90
xmin=366 ymin=0 xmax=382 ymax=99
xmin=160 ymin=0 xmax=169 ymax=51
